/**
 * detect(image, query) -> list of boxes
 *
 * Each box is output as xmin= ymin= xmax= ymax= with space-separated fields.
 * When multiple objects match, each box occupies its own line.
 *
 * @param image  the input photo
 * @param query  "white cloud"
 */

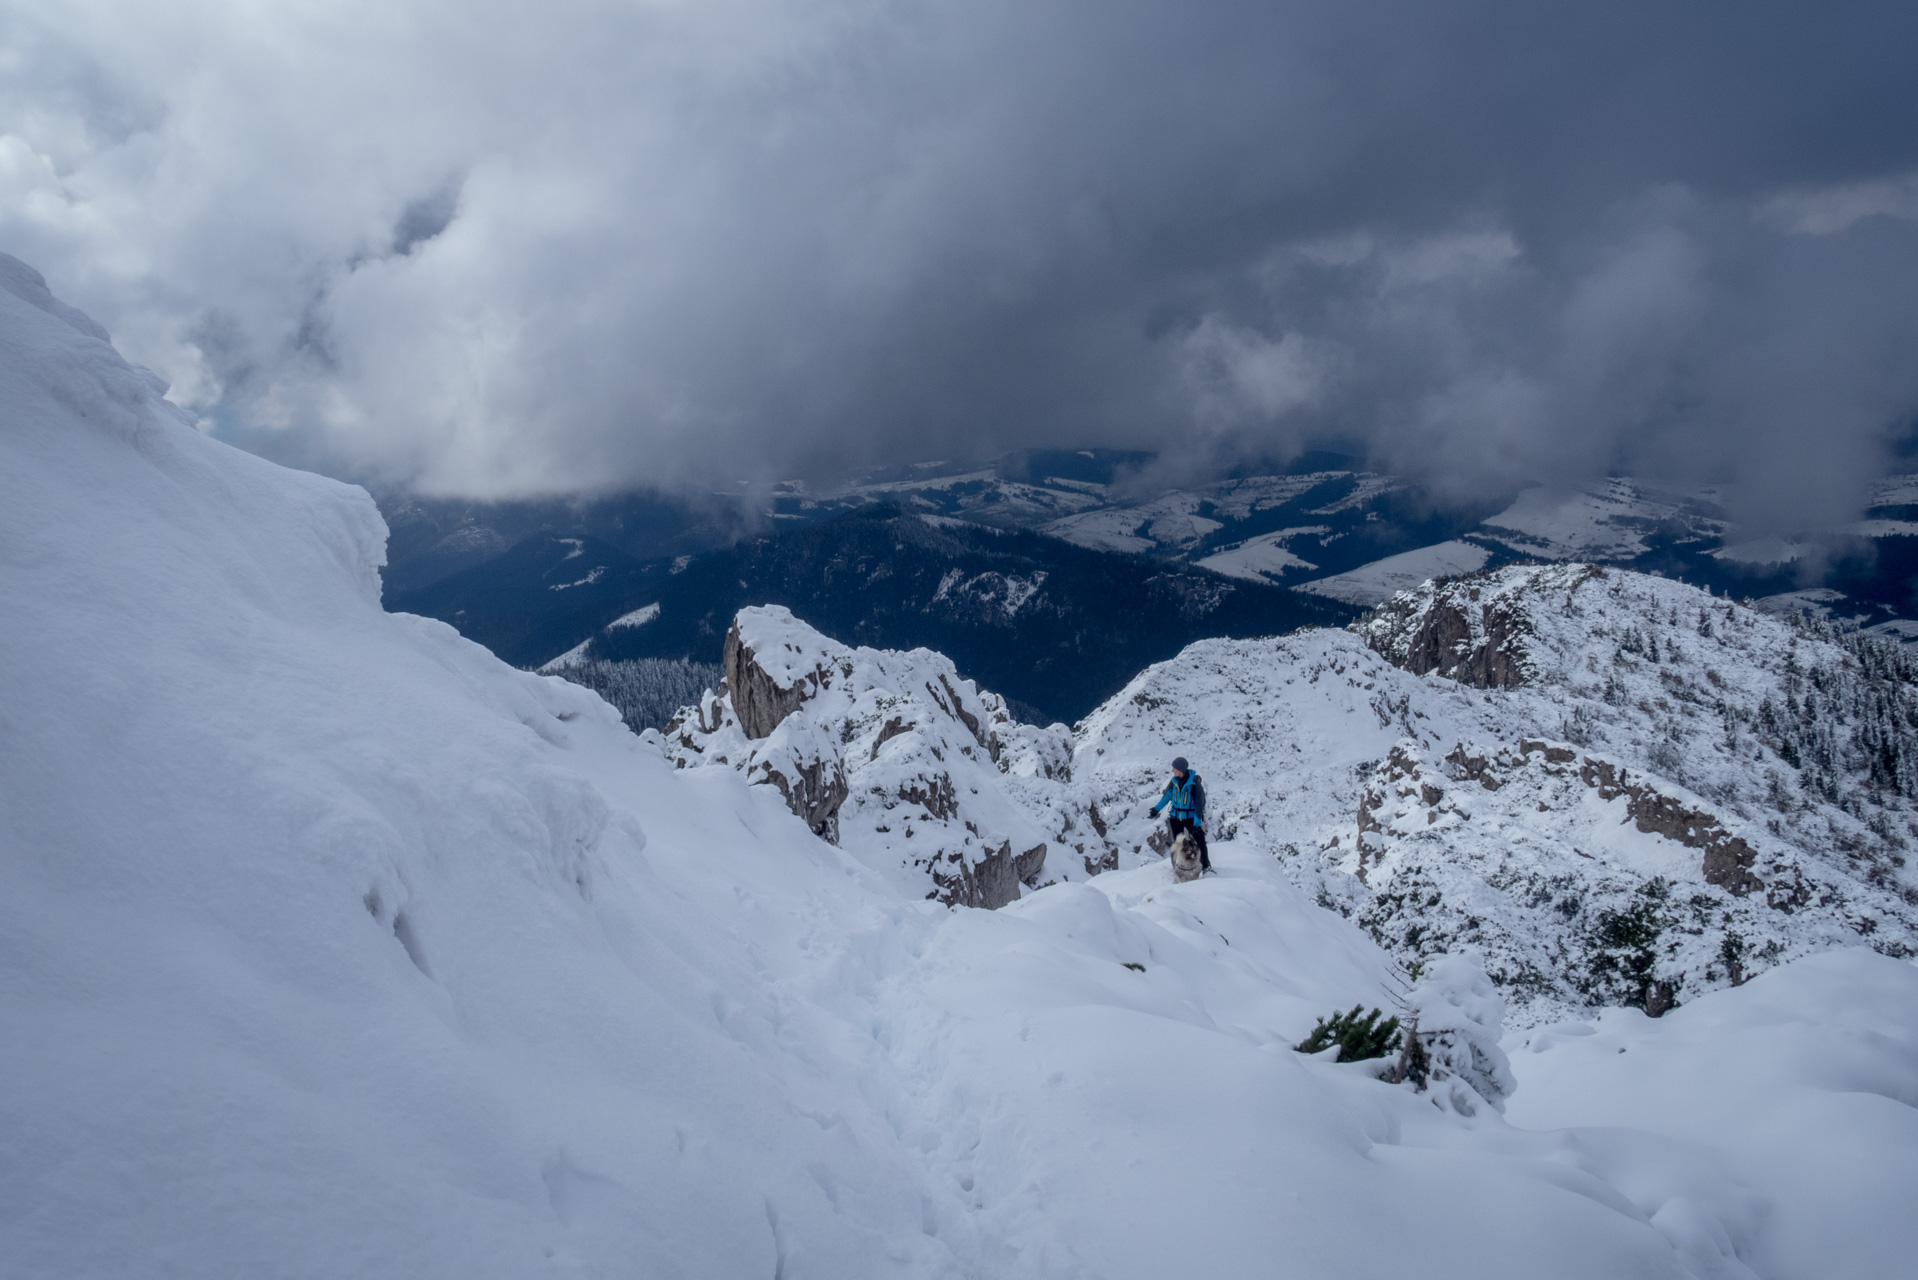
xmin=1179 ymin=316 xmax=1340 ymax=428
xmin=3 ymin=0 xmax=1917 ymax=517
xmin=1760 ymin=170 xmax=1918 ymax=236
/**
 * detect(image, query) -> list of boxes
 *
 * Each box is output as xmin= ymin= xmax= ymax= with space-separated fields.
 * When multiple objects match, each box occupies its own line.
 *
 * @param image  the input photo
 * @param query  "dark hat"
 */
xmin=1171 ymin=756 xmax=1189 ymax=772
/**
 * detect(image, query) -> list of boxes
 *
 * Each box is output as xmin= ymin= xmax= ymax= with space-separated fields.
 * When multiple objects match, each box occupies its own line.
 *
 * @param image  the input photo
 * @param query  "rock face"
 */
xmin=1573 ymin=753 xmax=1764 ymax=896
xmin=1355 ymin=568 xmax=1581 ymax=688
xmin=722 ymin=620 xmax=819 ymax=740
xmin=665 ymin=606 xmax=1112 ymax=907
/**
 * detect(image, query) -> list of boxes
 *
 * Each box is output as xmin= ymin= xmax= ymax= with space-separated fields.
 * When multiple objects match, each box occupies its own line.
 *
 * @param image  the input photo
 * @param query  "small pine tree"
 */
xmin=1296 ymin=1005 xmax=1401 ymax=1061
xmin=1385 ymin=1023 xmax=1430 ymax=1089
xmin=1720 ymin=930 xmax=1747 ymax=986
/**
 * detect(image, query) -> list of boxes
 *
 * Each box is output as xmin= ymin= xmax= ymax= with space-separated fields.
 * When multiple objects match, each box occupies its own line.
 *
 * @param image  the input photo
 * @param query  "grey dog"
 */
xmin=1169 ymin=831 xmax=1205 ymax=883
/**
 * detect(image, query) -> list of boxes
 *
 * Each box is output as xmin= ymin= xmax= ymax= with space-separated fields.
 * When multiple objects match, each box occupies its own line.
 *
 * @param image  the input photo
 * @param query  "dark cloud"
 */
xmin=4 ymin=0 xmax=1917 ymax=523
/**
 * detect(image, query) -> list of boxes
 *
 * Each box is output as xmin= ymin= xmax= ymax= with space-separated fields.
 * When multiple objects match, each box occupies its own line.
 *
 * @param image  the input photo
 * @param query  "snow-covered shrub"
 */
xmin=1400 ymin=955 xmax=1515 ymax=1114
xmin=1295 ymin=1005 xmax=1401 ymax=1061
xmin=549 ymin=657 xmax=720 ymax=732
xmin=1583 ymin=877 xmax=1681 ymax=1015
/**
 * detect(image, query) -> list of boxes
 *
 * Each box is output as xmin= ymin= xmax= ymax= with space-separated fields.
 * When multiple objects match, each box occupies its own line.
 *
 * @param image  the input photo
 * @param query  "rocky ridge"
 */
xmin=1072 ymin=563 xmax=1918 ymax=1024
xmin=655 ymin=567 xmax=1918 ymax=1022
xmin=661 ymin=606 xmax=1114 ymax=906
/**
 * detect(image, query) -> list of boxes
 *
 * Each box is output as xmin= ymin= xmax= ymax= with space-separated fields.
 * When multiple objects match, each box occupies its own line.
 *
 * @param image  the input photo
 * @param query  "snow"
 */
xmin=1867 ymin=618 xmax=1918 ymax=642
xmin=929 ymin=567 xmax=1049 ymax=618
xmin=605 ymin=601 xmax=660 ymax=629
xmin=1714 ymin=524 xmax=1918 ymax=561
xmin=1080 ymin=565 xmax=1918 ymax=1026
xmin=1751 ymin=587 xmax=1868 ymax=625
xmin=1039 ymin=508 xmax=1157 ymax=554
xmin=663 ymin=605 xmax=1101 ymax=901
xmin=1041 ymin=474 xmax=1342 ymax=555
xmin=1305 ymin=473 xmax=1399 ymax=515
xmin=6 ymin=255 xmax=1917 ymax=1277
xmin=825 ymin=470 xmax=1107 ymax=525
xmin=1867 ymin=473 xmax=1918 ymax=508
xmin=1507 ymin=950 xmax=1918 ymax=1280
xmin=1481 ymin=479 xmax=1725 ymax=560
xmin=1844 ymin=518 xmax=1918 ymax=539
xmin=1294 ymin=539 xmax=1491 ymax=604
xmin=548 ymin=564 xmax=605 ymax=589
xmin=537 ymin=637 xmax=593 ymax=671
xmin=535 ymin=604 xmax=659 ymax=671
xmin=1194 ymin=529 xmax=1323 ymax=582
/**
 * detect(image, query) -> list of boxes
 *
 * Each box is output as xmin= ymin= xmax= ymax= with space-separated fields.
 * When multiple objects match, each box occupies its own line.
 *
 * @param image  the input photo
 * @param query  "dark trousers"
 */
xmin=1167 ymin=816 xmax=1210 ymax=869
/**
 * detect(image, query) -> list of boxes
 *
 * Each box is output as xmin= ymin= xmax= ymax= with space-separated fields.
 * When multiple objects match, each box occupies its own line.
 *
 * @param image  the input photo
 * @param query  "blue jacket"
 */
xmin=1153 ymin=773 xmax=1205 ymax=827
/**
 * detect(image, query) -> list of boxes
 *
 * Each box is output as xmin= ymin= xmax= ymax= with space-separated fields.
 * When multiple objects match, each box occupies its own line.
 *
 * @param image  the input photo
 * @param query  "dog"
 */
xmin=1169 ymin=831 xmax=1204 ymax=883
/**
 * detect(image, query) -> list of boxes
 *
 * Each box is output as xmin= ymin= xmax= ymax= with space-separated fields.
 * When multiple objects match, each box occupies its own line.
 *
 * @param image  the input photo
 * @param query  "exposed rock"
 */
xmin=935 ymin=839 xmax=1050 ymax=909
xmin=749 ymin=750 xmax=848 ymax=843
xmin=723 ymin=618 xmax=826 ymax=740
xmin=1574 ymin=753 xmax=1765 ymax=896
xmin=1444 ymin=743 xmax=1502 ymax=790
xmin=666 ymin=606 xmax=1113 ymax=907
xmin=1358 ymin=575 xmax=1556 ymax=688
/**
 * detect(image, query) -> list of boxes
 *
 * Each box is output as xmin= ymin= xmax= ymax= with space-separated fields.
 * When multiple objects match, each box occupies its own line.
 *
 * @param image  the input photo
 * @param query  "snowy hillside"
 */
xmin=1076 ymin=564 xmax=1918 ymax=1025
xmin=7 ymin=253 xmax=1918 ymax=1278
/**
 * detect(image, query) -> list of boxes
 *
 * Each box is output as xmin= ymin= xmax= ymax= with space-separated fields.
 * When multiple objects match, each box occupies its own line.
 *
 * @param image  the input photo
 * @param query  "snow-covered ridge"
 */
xmin=1076 ymin=562 xmax=1917 ymax=1024
xmin=662 ymin=606 xmax=1113 ymax=904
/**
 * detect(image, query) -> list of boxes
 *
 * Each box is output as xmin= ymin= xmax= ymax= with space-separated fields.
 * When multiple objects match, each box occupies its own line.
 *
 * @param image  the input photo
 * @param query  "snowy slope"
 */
xmin=1293 ymin=538 xmax=1492 ymax=605
xmin=8 ymin=254 xmax=1918 ymax=1279
xmin=1041 ymin=474 xmax=1367 ymax=555
xmin=1193 ymin=528 xmax=1325 ymax=582
xmin=1477 ymin=479 xmax=1727 ymax=561
xmin=1507 ymin=950 xmax=1918 ymax=1280
xmin=1076 ymin=564 xmax=1918 ymax=1028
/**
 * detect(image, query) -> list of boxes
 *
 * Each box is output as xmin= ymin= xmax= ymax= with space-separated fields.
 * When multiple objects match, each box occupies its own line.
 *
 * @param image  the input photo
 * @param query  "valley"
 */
xmin=382 ymin=459 xmax=1918 ymax=726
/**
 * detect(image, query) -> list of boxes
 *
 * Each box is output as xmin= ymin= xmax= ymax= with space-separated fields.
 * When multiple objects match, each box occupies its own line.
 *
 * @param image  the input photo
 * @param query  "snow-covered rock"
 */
xmin=663 ymin=606 xmax=1114 ymax=905
xmin=1075 ymin=563 xmax=1918 ymax=1024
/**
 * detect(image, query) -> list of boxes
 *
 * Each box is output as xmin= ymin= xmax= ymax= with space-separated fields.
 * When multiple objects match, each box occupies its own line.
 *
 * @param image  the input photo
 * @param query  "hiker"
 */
xmin=1148 ymin=756 xmax=1211 ymax=873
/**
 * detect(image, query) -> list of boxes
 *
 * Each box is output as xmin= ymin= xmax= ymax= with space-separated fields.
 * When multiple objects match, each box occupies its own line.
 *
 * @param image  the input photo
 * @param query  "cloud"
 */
xmin=1760 ymin=170 xmax=1918 ymax=237
xmin=3 ymin=0 xmax=1918 ymax=520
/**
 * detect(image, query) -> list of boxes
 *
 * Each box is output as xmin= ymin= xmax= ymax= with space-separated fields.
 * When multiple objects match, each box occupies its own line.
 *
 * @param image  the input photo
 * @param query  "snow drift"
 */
xmin=5 ymin=253 xmax=1917 ymax=1279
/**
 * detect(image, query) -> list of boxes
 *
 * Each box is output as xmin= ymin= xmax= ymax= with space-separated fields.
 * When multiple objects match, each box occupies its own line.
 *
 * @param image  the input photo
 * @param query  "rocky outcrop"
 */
xmin=934 ymin=839 xmax=1050 ymax=909
xmin=1574 ymin=754 xmax=1764 ymax=896
xmin=1347 ymin=735 xmax=1797 ymax=1018
xmin=669 ymin=615 xmax=854 ymax=841
xmin=1358 ymin=580 xmax=1534 ymax=688
xmin=722 ymin=619 xmax=820 ymax=739
xmin=749 ymin=749 xmax=849 ymax=843
xmin=665 ymin=606 xmax=1113 ymax=907
xmin=1358 ymin=564 xmax=1611 ymax=689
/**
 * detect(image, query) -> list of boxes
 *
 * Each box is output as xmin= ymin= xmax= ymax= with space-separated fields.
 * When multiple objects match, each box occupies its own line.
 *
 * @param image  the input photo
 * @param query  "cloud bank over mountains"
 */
xmin=6 ymin=0 xmax=1918 ymax=524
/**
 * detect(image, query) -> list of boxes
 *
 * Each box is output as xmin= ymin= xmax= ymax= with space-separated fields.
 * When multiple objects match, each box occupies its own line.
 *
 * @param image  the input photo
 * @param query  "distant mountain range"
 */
xmin=381 ymin=451 xmax=1918 ymax=717
xmin=387 ymin=507 xmax=1353 ymax=723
